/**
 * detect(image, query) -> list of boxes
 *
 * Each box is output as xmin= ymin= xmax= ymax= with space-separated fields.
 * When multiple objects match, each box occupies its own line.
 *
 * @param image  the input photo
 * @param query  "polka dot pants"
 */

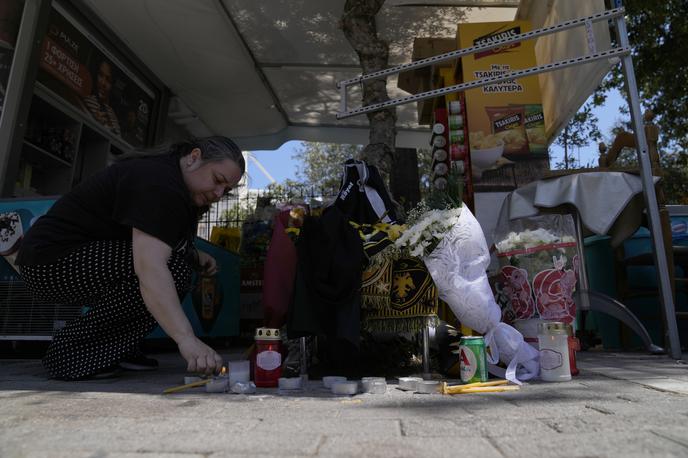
xmin=19 ymin=240 xmax=192 ymax=380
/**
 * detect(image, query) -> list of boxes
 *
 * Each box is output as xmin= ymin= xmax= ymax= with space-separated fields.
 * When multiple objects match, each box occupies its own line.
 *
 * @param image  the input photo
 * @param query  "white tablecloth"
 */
xmin=496 ymin=172 xmax=659 ymax=246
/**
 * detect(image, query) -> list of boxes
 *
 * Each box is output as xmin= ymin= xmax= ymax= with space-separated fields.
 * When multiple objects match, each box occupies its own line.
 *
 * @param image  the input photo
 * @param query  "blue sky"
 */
xmin=246 ymin=89 xmax=628 ymax=189
xmin=549 ymin=89 xmax=626 ymax=168
xmin=245 ymin=141 xmax=302 ymax=189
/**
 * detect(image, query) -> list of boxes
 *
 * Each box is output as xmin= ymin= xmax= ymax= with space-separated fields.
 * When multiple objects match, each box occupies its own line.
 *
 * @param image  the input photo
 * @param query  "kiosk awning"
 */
xmin=517 ymin=0 xmax=612 ymax=142
xmin=80 ymin=0 xmax=608 ymax=150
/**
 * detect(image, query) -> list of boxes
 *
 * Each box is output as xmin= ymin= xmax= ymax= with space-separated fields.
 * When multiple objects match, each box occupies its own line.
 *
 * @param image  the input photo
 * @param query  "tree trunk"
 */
xmin=390 ymin=148 xmax=421 ymax=211
xmin=341 ymin=0 xmax=396 ymax=177
xmin=341 ymin=0 xmax=423 ymax=217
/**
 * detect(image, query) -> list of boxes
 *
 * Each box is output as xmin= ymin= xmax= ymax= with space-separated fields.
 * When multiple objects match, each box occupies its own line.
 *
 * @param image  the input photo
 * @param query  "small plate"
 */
xmin=322 ymin=376 xmax=347 ymax=388
xmin=398 ymin=377 xmax=422 ymax=391
xmin=331 ymin=381 xmax=358 ymax=395
xmin=278 ymin=377 xmax=302 ymax=391
xmin=415 ymin=380 xmax=441 ymax=394
xmin=361 ymin=379 xmax=387 ymax=394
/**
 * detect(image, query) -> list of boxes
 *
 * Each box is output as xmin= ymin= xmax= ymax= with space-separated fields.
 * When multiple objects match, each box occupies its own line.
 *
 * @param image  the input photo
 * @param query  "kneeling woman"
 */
xmin=15 ymin=136 xmax=244 ymax=380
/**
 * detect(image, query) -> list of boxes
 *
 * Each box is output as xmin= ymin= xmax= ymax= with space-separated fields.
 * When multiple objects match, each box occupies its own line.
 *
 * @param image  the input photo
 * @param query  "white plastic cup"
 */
xmin=331 ymin=381 xmax=358 ymax=395
xmin=228 ymin=360 xmax=250 ymax=385
xmin=361 ymin=377 xmax=386 ymax=394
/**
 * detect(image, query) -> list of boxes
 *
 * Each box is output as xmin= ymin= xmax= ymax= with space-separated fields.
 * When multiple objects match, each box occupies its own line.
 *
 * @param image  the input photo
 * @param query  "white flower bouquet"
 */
xmin=395 ymin=204 xmax=538 ymax=384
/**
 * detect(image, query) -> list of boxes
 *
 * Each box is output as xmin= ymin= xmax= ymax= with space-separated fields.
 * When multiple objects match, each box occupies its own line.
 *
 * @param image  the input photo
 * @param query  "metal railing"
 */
xmin=196 ymin=185 xmax=340 ymax=241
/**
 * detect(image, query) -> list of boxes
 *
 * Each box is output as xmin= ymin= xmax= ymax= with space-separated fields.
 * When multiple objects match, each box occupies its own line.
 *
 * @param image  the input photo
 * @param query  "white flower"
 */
xmin=394 ymin=207 xmax=462 ymax=258
xmin=495 ymin=227 xmax=570 ymax=253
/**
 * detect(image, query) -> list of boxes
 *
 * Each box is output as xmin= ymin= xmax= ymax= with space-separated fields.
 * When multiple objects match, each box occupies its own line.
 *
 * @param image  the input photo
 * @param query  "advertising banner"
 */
xmin=458 ymin=21 xmax=547 ymax=187
xmin=0 ymin=197 xmax=57 ymax=277
xmin=36 ymin=8 xmax=155 ymax=147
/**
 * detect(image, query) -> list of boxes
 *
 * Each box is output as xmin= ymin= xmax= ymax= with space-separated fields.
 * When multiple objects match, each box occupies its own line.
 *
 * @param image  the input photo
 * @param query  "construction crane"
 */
xmin=244 ymin=151 xmax=277 ymax=188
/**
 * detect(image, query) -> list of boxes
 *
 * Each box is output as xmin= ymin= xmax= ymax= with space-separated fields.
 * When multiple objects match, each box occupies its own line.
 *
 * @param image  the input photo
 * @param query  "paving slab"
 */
xmin=1 ymin=351 xmax=688 ymax=457
xmin=492 ymin=430 xmax=688 ymax=458
xmin=318 ymin=436 xmax=502 ymax=458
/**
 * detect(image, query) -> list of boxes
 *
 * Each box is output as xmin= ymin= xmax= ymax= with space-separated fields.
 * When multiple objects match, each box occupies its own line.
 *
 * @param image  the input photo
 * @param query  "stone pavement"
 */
xmin=1 ymin=351 xmax=688 ymax=458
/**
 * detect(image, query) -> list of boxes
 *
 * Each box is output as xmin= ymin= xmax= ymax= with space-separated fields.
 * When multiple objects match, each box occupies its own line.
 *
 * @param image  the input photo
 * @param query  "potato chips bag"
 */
xmin=511 ymin=104 xmax=546 ymax=155
xmin=485 ymin=106 xmax=529 ymax=156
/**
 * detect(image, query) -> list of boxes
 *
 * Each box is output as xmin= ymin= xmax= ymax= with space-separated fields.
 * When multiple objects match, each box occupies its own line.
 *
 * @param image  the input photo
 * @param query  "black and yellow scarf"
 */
xmin=361 ymin=257 xmax=439 ymax=333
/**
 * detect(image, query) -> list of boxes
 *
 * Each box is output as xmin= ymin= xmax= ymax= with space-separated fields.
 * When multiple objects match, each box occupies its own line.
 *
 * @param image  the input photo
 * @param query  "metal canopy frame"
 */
xmin=337 ymin=2 xmax=682 ymax=359
xmin=337 ymin=7 xmax=625 ymax=118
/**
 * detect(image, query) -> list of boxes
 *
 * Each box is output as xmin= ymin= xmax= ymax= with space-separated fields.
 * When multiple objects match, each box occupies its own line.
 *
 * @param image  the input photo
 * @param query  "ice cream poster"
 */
xmin=0 ymin=198 xmax=56 ymax=276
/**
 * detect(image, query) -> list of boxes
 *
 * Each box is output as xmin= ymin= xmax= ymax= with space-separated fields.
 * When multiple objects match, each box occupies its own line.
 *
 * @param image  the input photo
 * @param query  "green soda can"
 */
xmin=448 ymin=114 xmax=464 ymax=130
xmin=459 ymin=336 xmax=488 ymax=383
xmin=450 ymin=131 xmax=465 ymax=144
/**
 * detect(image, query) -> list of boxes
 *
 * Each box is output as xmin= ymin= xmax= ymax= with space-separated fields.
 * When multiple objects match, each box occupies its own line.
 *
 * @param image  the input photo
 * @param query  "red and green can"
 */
xmin=459 ymin=336 xmax=488 ymax=383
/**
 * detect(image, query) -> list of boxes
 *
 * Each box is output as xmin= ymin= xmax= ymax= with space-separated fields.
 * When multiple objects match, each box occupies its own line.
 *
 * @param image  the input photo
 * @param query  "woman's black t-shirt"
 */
xmin=15 ymin=153 xmax=197 ymax=266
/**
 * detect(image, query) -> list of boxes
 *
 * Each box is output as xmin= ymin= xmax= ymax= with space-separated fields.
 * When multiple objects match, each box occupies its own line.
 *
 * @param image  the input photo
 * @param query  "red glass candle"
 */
xmin=253 ymin=327 xmax=282 ymax=387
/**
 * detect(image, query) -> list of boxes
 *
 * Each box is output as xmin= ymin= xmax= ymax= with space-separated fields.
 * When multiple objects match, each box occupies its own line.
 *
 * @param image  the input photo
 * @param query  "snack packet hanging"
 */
xmin=511 ymin=104 xmax=546 ymax=155
xmin=485 ymin=106 xmax=529 ymax=156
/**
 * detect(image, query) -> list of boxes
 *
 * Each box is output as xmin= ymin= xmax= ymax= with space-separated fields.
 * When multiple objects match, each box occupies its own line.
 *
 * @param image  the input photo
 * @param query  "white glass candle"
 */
xmin=537 ymin=322 xmax=571 ymax=382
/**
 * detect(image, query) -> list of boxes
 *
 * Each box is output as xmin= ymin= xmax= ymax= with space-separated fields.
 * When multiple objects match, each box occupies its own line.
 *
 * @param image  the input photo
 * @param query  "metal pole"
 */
xmin=421 ymin=325 xmax=430 ymax=378
xmin=573 ymin=209 xmax=592 ymax=312
xmin=615 ymin=12 xmax=682 ymax=359
xmin=300 ymin=336 xmax=308 ymax=381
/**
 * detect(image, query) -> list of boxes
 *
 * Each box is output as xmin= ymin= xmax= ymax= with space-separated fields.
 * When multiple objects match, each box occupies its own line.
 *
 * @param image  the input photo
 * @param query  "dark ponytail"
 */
xmin=170 ymin=136 xmax=245 ymax=175
xmin=120 ymin=136 xmax=246 ymax=176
